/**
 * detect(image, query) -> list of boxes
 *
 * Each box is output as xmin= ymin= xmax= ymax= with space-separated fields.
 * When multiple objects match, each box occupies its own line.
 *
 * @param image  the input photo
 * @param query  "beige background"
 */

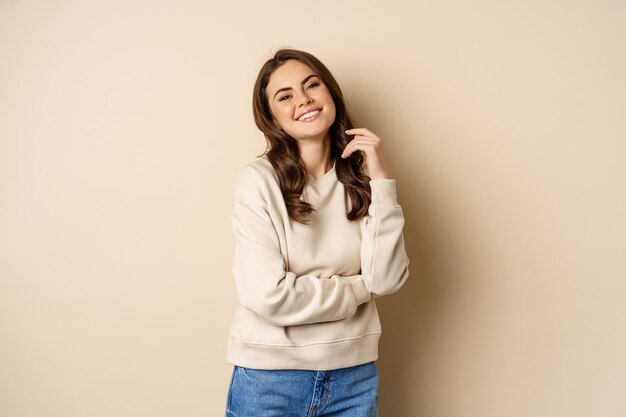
xmin=1 ymin=0 xmax=625 ymax=416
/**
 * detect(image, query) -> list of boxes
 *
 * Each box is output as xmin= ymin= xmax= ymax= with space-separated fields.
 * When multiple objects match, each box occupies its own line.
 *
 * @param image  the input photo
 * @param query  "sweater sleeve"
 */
xmin=231 ymin=201 xmax=372 ymax=327
xmin=230 ymin=164 xmax=372 ymax=327
xmin=360 ymin=179 xmax=410 ymax=297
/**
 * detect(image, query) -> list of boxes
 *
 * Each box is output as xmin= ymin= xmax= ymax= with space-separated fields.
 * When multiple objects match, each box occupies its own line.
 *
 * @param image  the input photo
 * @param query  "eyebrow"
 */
xmin=272 ymin=74 xmax=319 ymax=100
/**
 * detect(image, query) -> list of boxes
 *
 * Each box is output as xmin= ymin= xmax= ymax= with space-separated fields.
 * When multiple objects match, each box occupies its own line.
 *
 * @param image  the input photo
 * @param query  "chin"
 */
xmin=300 ymin=127 xmax=332 ymax=140
xmin=288 ymin=124 xmax=332 ymax=140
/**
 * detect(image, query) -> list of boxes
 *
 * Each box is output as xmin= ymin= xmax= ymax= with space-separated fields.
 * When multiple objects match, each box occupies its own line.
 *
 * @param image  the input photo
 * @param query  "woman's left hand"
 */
xmin=342 ymin=128 xmax=393 ymax=179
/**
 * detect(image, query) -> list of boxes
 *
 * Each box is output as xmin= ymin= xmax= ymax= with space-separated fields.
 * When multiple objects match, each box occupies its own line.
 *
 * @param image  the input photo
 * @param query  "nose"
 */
xmin=298 ymin=95 xmax=313 ymax=107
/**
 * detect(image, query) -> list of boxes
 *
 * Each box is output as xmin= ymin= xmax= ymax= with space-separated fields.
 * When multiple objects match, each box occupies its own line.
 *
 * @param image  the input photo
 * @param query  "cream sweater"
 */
xmin=226 ymin=155 xmax=410 ymax=370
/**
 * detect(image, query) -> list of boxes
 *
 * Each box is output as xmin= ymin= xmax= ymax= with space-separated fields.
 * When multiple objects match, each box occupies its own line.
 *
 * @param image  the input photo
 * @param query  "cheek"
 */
xmin=322 ymin=96 xmax=337 ymax=118
xmin=277 ymin=103 xmax=294 ymax=116
xmin=327 ymin=106 xmax=337 ymax=123
xmin=271 ymin=105 xmax=292 ymax=122
xmin=320 ymin=91 xmax=335 ymax=111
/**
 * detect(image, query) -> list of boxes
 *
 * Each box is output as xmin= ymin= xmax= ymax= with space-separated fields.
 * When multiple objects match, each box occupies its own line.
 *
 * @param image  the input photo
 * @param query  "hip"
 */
xmin=225 ymin=361 xmax=379 ymax=417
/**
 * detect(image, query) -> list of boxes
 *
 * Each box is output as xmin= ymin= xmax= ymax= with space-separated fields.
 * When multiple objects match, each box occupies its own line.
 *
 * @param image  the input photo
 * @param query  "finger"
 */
xmin=342 ymin=141 xmax=370 ymax=157
xmin=341 ymin=142 xmax=358 ymax=156
xmin=343 ymin=137 xmax=376 ymax=153
xmin=345 ymin=136 xmax=377 ymax=149
xmin=341 ymin=148 xmax=363 ymax=158
xmin=345 ymin=135 xmax=367 ymax=143
xmin=346 ymin=135 xmax=377 ymax=145
xmin=345 ymin=128 xmax=376 ymax=137
xmin=342 ymin=138 xmax=363 ymax=154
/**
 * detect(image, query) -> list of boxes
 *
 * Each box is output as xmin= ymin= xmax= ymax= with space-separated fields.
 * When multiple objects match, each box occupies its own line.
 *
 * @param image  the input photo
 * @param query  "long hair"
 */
xmin=252 ymin=48 xmax=372 ymax=224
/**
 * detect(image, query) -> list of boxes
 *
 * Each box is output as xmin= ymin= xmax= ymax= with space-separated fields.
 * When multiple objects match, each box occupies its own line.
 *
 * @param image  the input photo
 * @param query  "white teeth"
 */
xmin=298 ymin=109 xmax=320 ymax=121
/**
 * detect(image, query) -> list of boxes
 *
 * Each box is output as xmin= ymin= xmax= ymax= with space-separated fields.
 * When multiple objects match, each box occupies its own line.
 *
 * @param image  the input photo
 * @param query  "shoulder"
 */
xmin=236 ymin=155 xmax=278 ymax=186
xmin=233 ymin=156 xmax=280 ymax=205
xmin=243 ymin=155 xmax=276 ymax=176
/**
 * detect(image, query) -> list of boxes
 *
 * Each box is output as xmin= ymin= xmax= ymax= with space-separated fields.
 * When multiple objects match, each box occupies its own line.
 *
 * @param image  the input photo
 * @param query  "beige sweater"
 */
xmin=226 ymin=155 xmax=410 ymax=370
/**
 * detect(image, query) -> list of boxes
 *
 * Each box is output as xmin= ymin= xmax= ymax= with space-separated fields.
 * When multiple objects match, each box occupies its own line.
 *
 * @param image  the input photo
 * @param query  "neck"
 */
xmin=299 ymin=132 xmax=333 ymax=180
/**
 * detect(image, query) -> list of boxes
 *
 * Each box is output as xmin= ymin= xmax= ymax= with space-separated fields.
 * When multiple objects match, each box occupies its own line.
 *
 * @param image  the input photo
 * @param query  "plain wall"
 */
xmin=1 ymin=1 xmax=625 ymax=416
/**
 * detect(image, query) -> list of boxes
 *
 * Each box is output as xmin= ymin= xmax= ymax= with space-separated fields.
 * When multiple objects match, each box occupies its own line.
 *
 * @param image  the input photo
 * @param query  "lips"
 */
xmin=295 ymin=107 xmax=322 ymax=121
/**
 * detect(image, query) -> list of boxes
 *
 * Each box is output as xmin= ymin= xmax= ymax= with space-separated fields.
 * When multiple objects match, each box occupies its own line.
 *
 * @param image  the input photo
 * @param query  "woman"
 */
xmin=225 ymin=48 xmax=410 ymax=417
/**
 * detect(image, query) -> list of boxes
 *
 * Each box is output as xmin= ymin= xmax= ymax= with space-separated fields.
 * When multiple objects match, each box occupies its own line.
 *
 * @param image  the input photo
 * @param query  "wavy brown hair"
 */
xmin=252 ymin=48 xmax=372 ymax=224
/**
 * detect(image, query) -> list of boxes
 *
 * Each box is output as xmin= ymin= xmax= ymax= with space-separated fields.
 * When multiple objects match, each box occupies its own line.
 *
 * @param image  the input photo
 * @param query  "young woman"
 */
xmin=224 ymin=48 xmax=410 ymax=417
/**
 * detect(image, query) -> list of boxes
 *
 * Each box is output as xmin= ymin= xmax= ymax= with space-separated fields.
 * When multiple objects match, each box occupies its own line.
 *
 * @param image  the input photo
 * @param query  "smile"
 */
xmin=297 ymin=109 xmax=322 ymax=122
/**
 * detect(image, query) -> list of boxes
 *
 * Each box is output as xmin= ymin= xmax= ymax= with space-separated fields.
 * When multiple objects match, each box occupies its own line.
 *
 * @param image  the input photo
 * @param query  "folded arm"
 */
xmin=230 ymin=165 xmax=372 ymax=327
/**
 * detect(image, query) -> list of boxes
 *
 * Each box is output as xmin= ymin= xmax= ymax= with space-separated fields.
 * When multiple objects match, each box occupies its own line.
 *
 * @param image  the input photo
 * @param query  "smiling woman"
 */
xmin=224 ymin=48 xmax=410 ymax=417
xmin=266 ymin=61 xmax=337 ymax=145
xmin=251 ymin=49 xmax=381 ymax=223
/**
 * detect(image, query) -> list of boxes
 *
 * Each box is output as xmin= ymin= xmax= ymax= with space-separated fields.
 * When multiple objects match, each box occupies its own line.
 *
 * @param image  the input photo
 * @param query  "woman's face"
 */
xmin=266 ymin=59 xmax=336 ymax=143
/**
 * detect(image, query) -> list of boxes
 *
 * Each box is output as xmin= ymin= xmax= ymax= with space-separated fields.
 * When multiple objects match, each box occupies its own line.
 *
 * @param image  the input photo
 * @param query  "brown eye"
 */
xmin=307 ymin=82 xmax=319 ymax=89
xmin=279 ymin=95 xmax=291 ymax=101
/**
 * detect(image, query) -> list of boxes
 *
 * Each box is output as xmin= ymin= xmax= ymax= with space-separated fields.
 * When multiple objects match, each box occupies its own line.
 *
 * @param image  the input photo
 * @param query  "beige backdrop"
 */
xmin=1 ymin=0 xmax=625 ymax=416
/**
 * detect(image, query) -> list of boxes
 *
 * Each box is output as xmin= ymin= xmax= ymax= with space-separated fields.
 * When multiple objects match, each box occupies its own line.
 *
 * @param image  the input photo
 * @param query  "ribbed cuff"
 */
xmin=342 ymin=274 xmax=372 ymax=306
xmin=370 ymin=179 xmax=398 ymax=204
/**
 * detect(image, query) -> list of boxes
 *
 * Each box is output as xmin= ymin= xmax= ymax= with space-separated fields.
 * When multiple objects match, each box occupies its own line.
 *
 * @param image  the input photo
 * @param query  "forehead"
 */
xmin=267 ymin=60 xmax=316 ymax=95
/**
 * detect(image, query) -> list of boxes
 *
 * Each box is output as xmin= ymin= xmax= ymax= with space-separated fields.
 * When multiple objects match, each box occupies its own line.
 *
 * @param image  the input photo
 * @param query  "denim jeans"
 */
xmin=225 ymin=361 xmax=379 ymax=417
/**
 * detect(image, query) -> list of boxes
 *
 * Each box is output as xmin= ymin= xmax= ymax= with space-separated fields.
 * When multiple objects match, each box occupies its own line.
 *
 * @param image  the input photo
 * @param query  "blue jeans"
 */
xmin=225 ymin=361 xmax=379 ymax=417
